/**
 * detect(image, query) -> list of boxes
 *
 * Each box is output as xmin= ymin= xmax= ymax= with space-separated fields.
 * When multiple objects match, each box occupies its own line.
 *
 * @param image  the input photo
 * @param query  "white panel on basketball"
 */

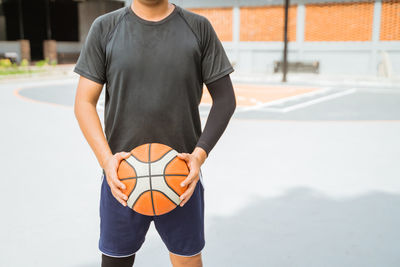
xmin=150 ymin=149 xmax=178 ymax=175
xmin=125 ymin=155 xmax=149 ymax=177
xmin=127 ymin=178 xmax=150 ymax=208
xmin=124 ymin=150 xmax=183 ymax=208
xmin=150 ymin=149 xmax=181 ymax=205
xmin=125 ymin=155 xmax=151 ymax=208
xmin=151 ymin=176 xmax=181 ymax=205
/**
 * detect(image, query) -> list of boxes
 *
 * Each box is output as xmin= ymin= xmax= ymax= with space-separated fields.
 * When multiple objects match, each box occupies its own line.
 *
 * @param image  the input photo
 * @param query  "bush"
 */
xmin=20 ymin=59 xmax=29 ymax=67
xmin=35 ymin=59 xmax=48 ymax=67
xmin=0 ymin=59 xmax=12 ymax=68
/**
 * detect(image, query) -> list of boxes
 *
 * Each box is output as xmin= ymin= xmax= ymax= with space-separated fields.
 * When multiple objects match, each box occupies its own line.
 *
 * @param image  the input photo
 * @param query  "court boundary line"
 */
xmin=262 ymin=88 xmax=357 ymax=113
xmin=237 ymin=87 xmax=330 ymax=112
xmin=230 ymin=118 xmax=400 ymax=123
xmin=13 ymin=83 xmax=400 ymax=123
xmin=14 ymin=87 xmax=72 ymax=110
xmin=14 ymin=87 xmax=400 ymax=123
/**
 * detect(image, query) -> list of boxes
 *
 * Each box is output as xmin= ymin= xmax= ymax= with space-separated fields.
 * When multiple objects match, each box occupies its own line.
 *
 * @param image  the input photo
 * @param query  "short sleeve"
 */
xmin=200 ymin=17 xmax=234 ymax=85
xmin=73 ymin=18 xmax=107 ymax=85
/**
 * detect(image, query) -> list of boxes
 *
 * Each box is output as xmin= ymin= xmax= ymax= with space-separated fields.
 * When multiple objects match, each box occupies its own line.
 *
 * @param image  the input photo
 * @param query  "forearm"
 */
xmin=74 ymin=102 xmax=112 ymax=169
xmin=195 ymin=74 xmax=236 ymax=157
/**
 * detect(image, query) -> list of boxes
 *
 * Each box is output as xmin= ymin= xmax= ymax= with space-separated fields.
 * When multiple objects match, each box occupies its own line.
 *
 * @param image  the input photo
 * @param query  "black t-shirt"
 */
xmin=73 ymin=4 xmax=234 ymax=157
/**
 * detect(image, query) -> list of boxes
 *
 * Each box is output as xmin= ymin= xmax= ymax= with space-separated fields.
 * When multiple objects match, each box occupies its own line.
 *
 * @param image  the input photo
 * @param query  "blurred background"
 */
xmin=0 ymin=0 xmax=399 ymax=78
xmin=0 ymin=0 xmax=399 ymax=266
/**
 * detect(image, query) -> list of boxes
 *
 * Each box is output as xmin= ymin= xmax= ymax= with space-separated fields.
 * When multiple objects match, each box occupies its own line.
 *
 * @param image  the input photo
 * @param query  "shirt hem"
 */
xmin=99 ymin=247 xmax=137 ymax=258
xmin=204 ymin=66 xmax=234 ymax=85
xmin=167 ymin=240 xmax=205 ymax=257
xmin=73 ymin=67 xmax=106 ymax=85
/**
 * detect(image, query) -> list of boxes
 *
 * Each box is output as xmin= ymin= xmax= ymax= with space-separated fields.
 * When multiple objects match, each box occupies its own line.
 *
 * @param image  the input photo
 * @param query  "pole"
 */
xmin=282 ymin=0 xmax=290 ymax=82
xmin=45 ymin=0 xmax=52 ymax=40
xmin=17 ymin=0 xmax=24 ymax=39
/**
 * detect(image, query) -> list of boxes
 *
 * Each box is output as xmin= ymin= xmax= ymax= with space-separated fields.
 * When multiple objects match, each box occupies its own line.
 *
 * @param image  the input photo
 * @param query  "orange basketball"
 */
xmin=117 ymin=143 xmax=189 ymax=216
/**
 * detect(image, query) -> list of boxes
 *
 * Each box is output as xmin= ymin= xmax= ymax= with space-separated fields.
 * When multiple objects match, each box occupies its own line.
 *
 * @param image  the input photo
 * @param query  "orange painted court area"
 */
xmin=201 ymin=83 xmax=320 ymax=107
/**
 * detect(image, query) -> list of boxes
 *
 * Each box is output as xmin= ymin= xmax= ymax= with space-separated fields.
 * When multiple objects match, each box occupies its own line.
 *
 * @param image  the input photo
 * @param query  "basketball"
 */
xmin=117 ymin=142 xmax=189 ymax=216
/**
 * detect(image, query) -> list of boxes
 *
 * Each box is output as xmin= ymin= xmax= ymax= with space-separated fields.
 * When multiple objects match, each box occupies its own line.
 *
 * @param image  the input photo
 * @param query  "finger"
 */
xmin=109 ymin=182 xmax=127 ymax=199
xmin=180 ymin=198 xmax=189 ymax=207
xmin=110 ymin=169 xmax=126 ymax=190
xmin=121 ymin=151 xmax=131 ymax=159
xmin=179 ymin=191 xmax=192 ymax=206
xmin=110 ymin=185 xmax=128 ymax=205
xmin=115 ymin=151 xmax=130 ymax=161
xmin=114 ymin=188 xmax=128 ymax=202
xmin=115 ymin=152 xmax=123 ymax=161
xmin=180 ymin=178 xmax=197 ymax=201
xmin=114 ymin=178 xmax=126 ymax=190
xmin=112 ymin=192 xmax=127 ymax=207
xmin=114 ymin=153 xmax=130 ymax=189
xmin=110 ymin=189 xmax=127 ymax=207
xmin=177 ymin=153 xmax=189 ymax=161
xmin=180 ymin=181 xmax=197 ymax=206
xmin=111 ymin=182 xmax=128 ymax=199
xmin=181 ymin=170 xmax=199 ymax=187
xmin=113 ymin=176 xmax=127 ymax=191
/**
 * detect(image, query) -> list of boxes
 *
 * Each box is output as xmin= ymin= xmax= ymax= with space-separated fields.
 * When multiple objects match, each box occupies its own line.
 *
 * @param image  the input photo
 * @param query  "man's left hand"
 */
xmin=177 ymin=147 xmax=207 ymax=207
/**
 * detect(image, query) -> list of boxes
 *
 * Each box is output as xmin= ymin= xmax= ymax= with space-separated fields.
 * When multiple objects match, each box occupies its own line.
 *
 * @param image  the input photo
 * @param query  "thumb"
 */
xmin=116 ymin=151 xmax=130 ymax=160
xmin=122 ymin=151 xmax=131 ymax=158
xmin=177 ymin=153 xmax=189 ymax=161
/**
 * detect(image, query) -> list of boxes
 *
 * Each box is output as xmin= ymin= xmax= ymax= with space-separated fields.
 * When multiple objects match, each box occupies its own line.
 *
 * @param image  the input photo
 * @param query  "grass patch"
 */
xmin=0 ymin=68 xmax=46 ymax=75
xmin=0 ymin=58 xmax=57 ymax=77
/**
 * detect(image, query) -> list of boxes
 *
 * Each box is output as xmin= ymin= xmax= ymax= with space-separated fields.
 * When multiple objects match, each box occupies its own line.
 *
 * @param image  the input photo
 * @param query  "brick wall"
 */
xmin=380 ymin=0 xmax=400 ymax=41
xmin=305 ymin=2 xmax=374 ymax=41
xmin=240 ymin=5 xmax=297 ymax=42
xmin=187 ymin=7 xmax=233 ymax=42
xmin=187 ymin=0 xmax=400 ymax=43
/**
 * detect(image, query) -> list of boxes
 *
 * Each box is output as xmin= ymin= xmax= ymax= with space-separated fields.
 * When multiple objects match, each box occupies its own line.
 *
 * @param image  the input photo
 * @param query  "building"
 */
xmin=0 ymin=0 xmax=399 ymax=76
xmin=0 ymin=0 xmax=126 ymax=63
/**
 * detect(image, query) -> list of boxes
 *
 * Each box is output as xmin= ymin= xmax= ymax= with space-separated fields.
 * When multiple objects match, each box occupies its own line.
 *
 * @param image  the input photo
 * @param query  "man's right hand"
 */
xmin=74 ymin=76 xmax=131 ymax=207
xmin=103 ymin=151 xmax=131 ymax=207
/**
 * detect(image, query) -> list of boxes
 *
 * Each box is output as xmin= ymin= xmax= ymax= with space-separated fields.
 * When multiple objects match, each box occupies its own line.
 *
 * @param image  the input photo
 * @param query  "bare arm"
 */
xmin=74 ymin=76 xmax=129 ymax=206
xmin=74 ymin=76 xmax=111 ymax=168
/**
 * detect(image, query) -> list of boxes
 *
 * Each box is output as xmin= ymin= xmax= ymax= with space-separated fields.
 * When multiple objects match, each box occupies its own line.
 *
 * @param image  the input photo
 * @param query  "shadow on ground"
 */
xmin=74 ymin=187 xmax=400 ymax=267
xmin=201 ymin=187 xmax=400 ymax=267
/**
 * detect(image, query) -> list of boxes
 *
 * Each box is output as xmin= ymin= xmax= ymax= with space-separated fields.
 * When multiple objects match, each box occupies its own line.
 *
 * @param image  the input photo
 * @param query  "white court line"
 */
xmin=263 ymin=88 xmax=358 ymax=113
xmin=237 ymin=87 xmax=332 ymax=112
xmin=98 ymin=86 xmax=358 ymax=115
xmin=11 ymin=78 xmax=77 ymax=88
xmin=201 ymin=87 xmax=332 ymax=116
xmin=355 ymin=88 xmax=400 ymax=94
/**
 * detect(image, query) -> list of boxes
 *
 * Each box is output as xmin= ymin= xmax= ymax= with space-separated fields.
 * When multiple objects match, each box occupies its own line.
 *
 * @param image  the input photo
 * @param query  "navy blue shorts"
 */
xmin=99 ymin=172 xmax=205 ymax=257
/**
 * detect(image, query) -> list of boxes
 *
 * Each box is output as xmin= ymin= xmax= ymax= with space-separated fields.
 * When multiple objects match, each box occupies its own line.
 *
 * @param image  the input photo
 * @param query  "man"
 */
xmin=73 ymin=0 xmax=236 ymax=266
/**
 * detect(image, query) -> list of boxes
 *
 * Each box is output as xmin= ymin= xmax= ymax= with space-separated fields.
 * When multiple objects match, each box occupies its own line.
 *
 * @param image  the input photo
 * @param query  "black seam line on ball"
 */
xmin=149 ymin=148 xmax=174 ymax=163
xmin=131 ymin=189 xmax=178 ymax=214
xmin=126 ymin=177 xmax=137 ymax=201
xmin=129 ymin=148 xmax=173 ymax=164
xmin=131 ymin=189 xmax=151 ymax=211
xmin=123 ymin=157 xmax=138 ymax=174
xmin=120 ymin=174 xmax=187 ymax=181
xmin=151 ymin=189 xmax=180 ymax=206
xmin=148 ymin=144 xmax=156 ymax=216
xmin=128 ymin=177 xmax=184 ymax=210
xmin=163 ymin=155 xmax=187 ymax=197
xmin=123 ymin=158 xmax=138 ymax=199
xmin=129 ymin=152 xmax=148 ymax=163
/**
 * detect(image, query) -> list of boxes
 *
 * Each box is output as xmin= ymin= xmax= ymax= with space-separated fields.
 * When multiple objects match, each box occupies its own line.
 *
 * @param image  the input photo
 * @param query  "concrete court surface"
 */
xmin=1 ymin=75 xmax=400 ymax=267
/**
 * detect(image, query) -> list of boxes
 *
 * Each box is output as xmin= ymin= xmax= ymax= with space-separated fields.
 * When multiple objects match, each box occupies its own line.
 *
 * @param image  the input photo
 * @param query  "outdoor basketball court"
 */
xmin=1 ymin=74 xmax=400 ymax=266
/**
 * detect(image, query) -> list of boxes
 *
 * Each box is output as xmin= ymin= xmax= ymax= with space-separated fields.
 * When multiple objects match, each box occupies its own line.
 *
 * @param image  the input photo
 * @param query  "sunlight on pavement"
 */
xmin=201 ymin=83 xmax=320 ymax=107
